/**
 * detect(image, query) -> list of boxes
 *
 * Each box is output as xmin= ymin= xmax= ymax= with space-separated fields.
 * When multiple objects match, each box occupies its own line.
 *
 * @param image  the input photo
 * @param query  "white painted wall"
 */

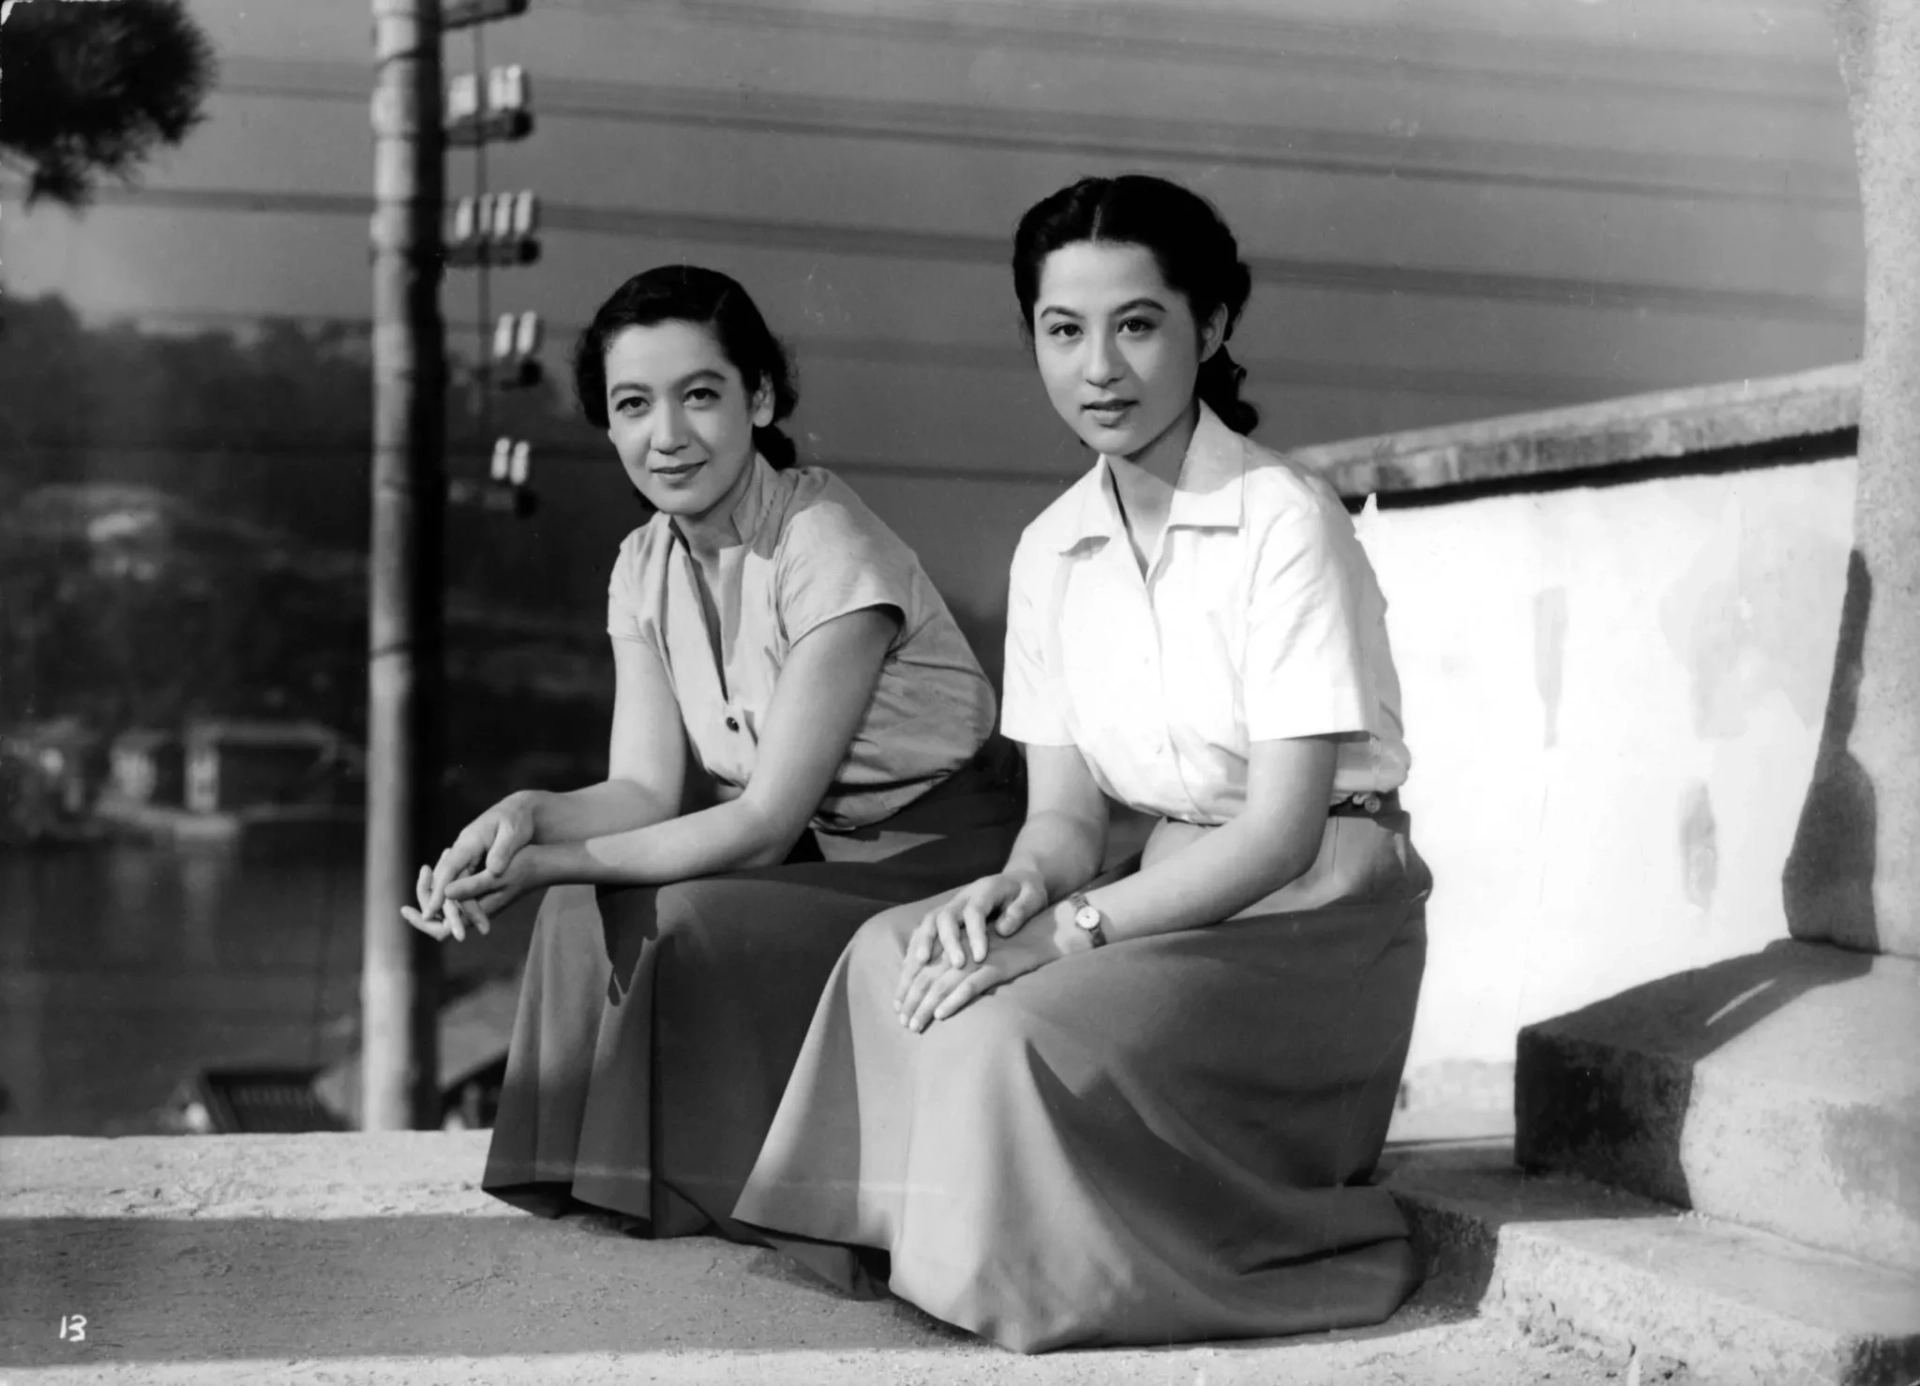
xmin=1358 ymin=457 xmax=1858 ymax=1073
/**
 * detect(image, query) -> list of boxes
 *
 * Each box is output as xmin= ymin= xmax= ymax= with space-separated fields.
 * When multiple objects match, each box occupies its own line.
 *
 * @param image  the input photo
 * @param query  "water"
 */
xmin=0 ymin=842 xmax=533 ymax=1135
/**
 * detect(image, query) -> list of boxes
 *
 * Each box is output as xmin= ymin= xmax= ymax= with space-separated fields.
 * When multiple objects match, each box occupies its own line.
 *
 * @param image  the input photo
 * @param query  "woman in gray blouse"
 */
xmin=404 ymin=265 xmax=1020 ymax=1241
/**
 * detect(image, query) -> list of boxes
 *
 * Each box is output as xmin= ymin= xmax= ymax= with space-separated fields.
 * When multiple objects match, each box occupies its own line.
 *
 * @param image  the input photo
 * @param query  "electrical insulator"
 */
xmin=447 ymin=64 xmax=534 ymax=145
xmin=489 ymin=311 xmax=543 ymax=388
xmin=514 ymin=310 xmax=541 ymax=357
xmin=458 ymin=437 xmax=537 ymax=516
xmin=489 ymin=310 xmax=542 ymax=362
xmin=447 ymin=191 xmax=539 ymax=266
xmin=509 ymin=190 xmax=538 ymax=239
xmin=447 ymin=72 xmax=480 ymax=123
xmin=488 ymin=65 xmax=528 ymax=114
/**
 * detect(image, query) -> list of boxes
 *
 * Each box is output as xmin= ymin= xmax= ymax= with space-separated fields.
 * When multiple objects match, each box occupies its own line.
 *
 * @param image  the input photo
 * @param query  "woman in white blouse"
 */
xmin=736 ymin=176 xmax=1431 ymax=1352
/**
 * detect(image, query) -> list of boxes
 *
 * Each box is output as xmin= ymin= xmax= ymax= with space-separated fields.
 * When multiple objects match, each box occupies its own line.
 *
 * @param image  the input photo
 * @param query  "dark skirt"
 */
xmin=481 ymin=759 xmax=1023 ymax=1239
xmin=733 ymin=807 xmax=1431 ymax=1352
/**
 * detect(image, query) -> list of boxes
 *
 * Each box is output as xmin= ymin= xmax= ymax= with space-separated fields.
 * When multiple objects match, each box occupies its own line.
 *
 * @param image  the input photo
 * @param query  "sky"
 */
xmin=1 ymin=0 xmax=1866 ymax=616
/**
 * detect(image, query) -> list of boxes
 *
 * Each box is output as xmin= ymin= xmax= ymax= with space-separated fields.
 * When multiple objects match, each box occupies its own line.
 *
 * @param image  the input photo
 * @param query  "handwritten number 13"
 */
xmin=59 ymin=1315 xmax=87 ymax=1342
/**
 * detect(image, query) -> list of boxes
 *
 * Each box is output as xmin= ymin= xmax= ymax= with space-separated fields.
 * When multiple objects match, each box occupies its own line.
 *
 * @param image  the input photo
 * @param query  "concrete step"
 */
xmin=1514 ymin=940 xmax=1920 ymax=1271
xmin=1383 ymin=1141 xmax=1920 ymax=1386
xmin=0 ymin=1132 xmax=1652 ymax=1385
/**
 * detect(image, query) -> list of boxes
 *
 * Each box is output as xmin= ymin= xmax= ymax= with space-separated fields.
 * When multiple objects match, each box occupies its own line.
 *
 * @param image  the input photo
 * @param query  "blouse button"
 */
xmin=725 ymin=716 xmax=740 ymax=732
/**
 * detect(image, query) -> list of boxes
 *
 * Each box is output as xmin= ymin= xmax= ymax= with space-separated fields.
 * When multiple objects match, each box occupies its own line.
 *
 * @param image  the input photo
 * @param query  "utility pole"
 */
xmin=364 ymin=0 xmax=445 ymax=1130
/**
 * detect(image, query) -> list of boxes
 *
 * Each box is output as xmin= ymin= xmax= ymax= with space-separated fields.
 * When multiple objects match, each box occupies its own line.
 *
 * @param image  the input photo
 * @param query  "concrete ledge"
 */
xmin=1515 ymin=942 xmax=1920 ymax=1272
xmin=1383 ymin=1142 xmax=1920 ymax=1386
xmin=1289 ymin=361 xmax=1860 ymax=497
xmin=0 ymin=1133 xmax=1652 ymax=1384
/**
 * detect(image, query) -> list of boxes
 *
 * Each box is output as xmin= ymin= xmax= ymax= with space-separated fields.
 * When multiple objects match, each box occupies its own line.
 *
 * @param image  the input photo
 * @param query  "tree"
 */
xmin=0 ymin=0 xmax=216 ymax=207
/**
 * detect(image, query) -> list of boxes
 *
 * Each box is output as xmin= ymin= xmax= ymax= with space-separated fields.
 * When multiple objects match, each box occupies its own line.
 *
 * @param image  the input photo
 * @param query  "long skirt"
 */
xmin=481 ymin=759 xmax=1023 ymax=1239
xmin=733 ymin=803 xmax=1431 ymax=1353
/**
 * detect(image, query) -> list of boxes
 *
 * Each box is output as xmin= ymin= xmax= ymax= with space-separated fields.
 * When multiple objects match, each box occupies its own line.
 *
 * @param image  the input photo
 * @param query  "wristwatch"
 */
xmin=1067 ymin=892 xmax=1109 ymax=949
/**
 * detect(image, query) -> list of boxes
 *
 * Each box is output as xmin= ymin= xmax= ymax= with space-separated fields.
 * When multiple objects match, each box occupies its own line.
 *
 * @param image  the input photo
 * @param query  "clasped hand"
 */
xmin=893 ymin=870 xmax=1064 ymax=1032
xmin=399 ymin=794 xmax=543 ymax=942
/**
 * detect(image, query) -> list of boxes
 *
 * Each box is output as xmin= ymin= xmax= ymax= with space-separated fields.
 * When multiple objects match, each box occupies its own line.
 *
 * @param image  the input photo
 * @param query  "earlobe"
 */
xmin=1200 ymin=306 xmax=1229 ymax=362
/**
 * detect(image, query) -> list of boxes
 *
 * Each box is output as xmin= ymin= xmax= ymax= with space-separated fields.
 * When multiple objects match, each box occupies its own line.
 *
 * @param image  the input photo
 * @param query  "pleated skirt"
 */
xmin=733 ymin=806 xmax=1431 ymax=1352
xmin=480 ymin=761 xmax=1023 ymax=1239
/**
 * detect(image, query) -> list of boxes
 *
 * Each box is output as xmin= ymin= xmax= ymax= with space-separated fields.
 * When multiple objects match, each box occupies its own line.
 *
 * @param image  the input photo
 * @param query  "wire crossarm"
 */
xmin=442 ymin=0 xmax=529 ymax=32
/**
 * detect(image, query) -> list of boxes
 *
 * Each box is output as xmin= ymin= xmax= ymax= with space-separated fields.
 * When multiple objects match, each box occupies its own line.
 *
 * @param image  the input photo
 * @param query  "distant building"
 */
xmin=108 ymin=727 xmax=185 ymax=807
xmin=1 ymin=717 xmax=105 ymax=816
xmin=182 ymin=718 xmax=361 ymax=815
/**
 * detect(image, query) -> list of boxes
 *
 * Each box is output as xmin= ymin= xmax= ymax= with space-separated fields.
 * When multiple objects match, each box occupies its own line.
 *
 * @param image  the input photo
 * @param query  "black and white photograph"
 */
xmin=1 ymin=0 xmax=1916 ymax=1381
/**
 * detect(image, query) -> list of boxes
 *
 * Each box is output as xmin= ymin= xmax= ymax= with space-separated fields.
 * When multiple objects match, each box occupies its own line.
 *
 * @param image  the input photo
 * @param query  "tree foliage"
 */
xmin=0 ymin=296 xmax=617 ymax=811
xmin=0 ymin=0 xmax=217 ymax=206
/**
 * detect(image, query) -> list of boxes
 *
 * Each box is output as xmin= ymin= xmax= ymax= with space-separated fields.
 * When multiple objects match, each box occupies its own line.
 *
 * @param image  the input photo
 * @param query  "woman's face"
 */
xmin=603 ymin=320 xmax=773 ymax=530
xmin=1031 ymin=240 xmax=1221 ymax=474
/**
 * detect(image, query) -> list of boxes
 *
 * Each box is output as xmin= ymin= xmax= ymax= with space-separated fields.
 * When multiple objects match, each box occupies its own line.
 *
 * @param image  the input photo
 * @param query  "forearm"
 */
xmin=538 ymin=793 xmax=800 ymax=888
xmin=1085 ymin=810 xmax=1320 ymax=942
xmin=1002 ymin=806 xmax=1107 ymax=902
xmin=521 ymin=779 xmax=677 ymax=845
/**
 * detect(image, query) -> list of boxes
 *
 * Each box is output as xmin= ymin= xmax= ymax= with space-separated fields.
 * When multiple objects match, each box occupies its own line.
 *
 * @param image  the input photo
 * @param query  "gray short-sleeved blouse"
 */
xmin=608 ymin=455 xmax=997 ymax=833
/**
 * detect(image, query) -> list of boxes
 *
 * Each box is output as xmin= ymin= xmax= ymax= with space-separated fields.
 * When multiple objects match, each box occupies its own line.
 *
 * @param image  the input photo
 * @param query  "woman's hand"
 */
xmin=898 ymin=869 xmax=1048 ymax=979
xmin=895 ymin=912 xmax=1070 ymax=1032
xmin=892 ymin=870 xmax=1048 ymax=1016
xmin=436 ymin=843 xmax=556 ymax=922
xmin=400 ymin=866 xmax=490 ymax=942
xmin=422 ymin=792 xmax=541 ymax=916
xmin=400 ymin=791 xmax=542 ymax=942
xmin=400 ymin=854 xmax=493 ymax=942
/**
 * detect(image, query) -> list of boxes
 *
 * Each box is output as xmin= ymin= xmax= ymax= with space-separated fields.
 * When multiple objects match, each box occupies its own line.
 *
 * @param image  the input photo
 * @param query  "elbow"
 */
xmin=738 ymin=835 xmax=803 ymax=871
xmin=731 ymin=799 xmax=811 ymax=871
xmin=1261 ymin=817 xmax=1330 ymax=893
xmin=605 ymin=776 xmax=676 ymax=826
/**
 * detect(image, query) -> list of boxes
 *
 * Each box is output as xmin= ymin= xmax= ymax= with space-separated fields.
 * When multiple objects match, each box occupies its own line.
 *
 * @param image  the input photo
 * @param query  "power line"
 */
xmin=6 ymin=438 xmax=1082 ymax=488
xmin=214 ymin=58 xmax=1855 ymax=209
xmin=69 ymin=183 xmax=1862 ymax=326
xmin=101 ymin=306 xmax=1669 ymax=405
xmin=534 ymin=0 xmax=1844 ymax=110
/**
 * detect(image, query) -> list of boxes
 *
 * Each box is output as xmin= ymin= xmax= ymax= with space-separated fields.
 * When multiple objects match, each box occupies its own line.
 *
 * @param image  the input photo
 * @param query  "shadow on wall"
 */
xmin=1782 ymin=547 xmax=1880 ymax=953
xmin=1513 ymin=547 xmax=1880 ymax=1212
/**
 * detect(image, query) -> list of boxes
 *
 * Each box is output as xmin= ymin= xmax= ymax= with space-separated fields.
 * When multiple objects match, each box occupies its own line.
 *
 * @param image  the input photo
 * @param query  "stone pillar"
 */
xmin=1516 ymin=8 xmax=1920 ymax=1279
xmin=1785 ymin=0 xmax=1920 ymax=957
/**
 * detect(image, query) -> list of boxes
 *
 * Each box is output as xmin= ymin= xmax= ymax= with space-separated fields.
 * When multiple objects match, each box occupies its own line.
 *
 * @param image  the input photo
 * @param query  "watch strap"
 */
xmin=1068 ymin=892 xmax=1108 ymax=949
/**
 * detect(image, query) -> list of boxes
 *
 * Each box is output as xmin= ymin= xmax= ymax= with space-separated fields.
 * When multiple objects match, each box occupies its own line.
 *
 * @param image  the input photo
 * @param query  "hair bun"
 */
xmin=753 ymin=423 xmax=798 ymax=471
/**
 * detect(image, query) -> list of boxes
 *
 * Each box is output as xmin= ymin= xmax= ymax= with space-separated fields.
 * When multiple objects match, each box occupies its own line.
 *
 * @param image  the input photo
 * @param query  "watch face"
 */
xmin=1074 ymin=904 xmax=1102 ymax=931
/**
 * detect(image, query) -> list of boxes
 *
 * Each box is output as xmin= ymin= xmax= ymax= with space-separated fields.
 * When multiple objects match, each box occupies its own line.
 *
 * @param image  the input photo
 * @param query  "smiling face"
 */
xmin=603 ymin=319 xmax=774 ymax=540
xmin=1031 ymin=240 xmax=1224 ymax=478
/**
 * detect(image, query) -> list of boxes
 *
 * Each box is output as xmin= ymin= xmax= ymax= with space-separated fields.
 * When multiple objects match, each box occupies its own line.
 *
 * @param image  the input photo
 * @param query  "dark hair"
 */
xmin=1011 ymin=174 xmax=1258 ymax=435
xmin=572 ymin=264 xmax=801 ymax=469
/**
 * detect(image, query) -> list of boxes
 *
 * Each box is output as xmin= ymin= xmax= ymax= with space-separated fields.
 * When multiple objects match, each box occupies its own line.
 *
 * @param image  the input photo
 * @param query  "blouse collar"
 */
xmin=666 ymin=452 xmax=783 ymax=552
xmin=1058 ymin=402 xmax=1248 ymax=553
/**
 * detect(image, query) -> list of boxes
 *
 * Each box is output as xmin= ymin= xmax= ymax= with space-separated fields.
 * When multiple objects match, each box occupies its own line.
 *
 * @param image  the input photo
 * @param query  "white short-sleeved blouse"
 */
xmin=1001 ymin=404 xmax=1408 ymax=825
xmin=608 ymin=455 xmax=997 ymax=833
